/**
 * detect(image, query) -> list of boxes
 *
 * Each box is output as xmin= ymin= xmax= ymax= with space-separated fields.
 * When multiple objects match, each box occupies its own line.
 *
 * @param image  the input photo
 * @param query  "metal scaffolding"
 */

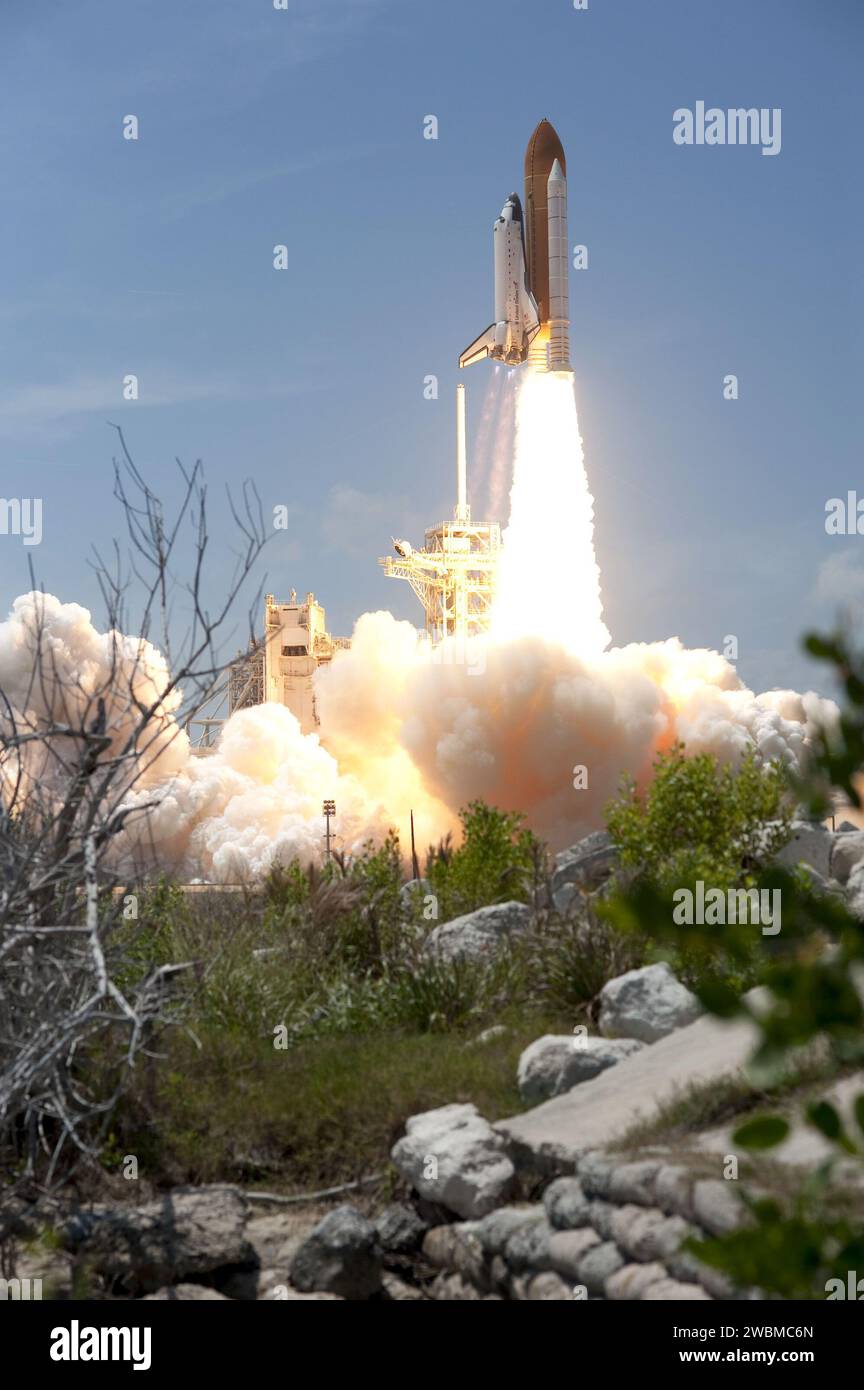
xmin=379 ymin=520 xmax=501 ymax=643
xmin=378 ymin=384 xmax=501 ymax=641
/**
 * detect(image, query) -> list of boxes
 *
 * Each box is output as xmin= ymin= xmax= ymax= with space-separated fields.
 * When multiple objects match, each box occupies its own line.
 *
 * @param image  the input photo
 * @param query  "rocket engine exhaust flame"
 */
xmin=491 ymin=371 xmax=610 ymax=656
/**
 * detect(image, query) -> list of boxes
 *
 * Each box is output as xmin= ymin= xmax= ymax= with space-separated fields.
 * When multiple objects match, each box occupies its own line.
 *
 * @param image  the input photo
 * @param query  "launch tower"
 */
xmin=378 ymin=385 xmax=500 ymax=642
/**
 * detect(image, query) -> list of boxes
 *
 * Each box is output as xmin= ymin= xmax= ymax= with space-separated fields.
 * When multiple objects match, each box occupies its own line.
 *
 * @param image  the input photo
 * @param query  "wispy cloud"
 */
xmin=815 ymin=549 xmax=864 ymax=607
xmin=0 ymin=372 xmax=319 ymax=439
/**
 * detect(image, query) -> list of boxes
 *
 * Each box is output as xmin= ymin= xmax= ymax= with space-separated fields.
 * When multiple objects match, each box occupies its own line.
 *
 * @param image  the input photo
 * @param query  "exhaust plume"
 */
xmin=0 ymin=375 xmax=835 ymax=878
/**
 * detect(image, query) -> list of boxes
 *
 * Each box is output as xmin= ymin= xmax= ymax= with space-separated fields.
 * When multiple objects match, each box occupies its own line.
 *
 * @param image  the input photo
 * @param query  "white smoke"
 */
xmin=316 ymin=621 xmax=834 ymax=852
xmin=120 ymin=701 xmax=385 ymax=881
xmin=0 ymin=593 xmax=833 ymax=879
xmin=0 ymin=377 xmax=837 ymax=878
xmin=0 ymin=592 xmax=187 ymax=815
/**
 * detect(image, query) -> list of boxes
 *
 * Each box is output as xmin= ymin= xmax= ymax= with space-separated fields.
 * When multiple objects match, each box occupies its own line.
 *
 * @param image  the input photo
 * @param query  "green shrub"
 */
xmin=606 ymin=742 xmax=792 ymax=894
xmin=603 ymin=743 xmax=796 ymax=995
xmin=426 ymin=800 xmax=543 ymax=922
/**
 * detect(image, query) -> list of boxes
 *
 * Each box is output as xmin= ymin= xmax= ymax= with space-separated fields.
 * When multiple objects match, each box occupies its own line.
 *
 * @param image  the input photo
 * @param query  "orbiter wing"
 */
xmin=459 ymin=324 xmax=496 ymax=369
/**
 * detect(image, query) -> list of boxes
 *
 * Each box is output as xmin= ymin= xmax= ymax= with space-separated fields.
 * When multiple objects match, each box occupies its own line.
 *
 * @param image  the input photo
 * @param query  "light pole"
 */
xmin=323 ymin=800 xmax=336 ymax=865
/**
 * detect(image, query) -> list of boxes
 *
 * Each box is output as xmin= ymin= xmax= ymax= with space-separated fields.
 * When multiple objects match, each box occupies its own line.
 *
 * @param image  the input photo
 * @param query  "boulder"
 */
xmin=610 ymin=1207 xmax=667 ymax=1262
xmin=577 ymin=1151 xmax=615 ymax=1198
xmin=599 ymin=962 xmax=702 ymax=1043
xmin=642 ymin=1277 xmax=711 ymax=1301
xmin=654 ymin=1164 xmax=693 ymax=1217
xmin=219 ymin=1210 xmax=330 ymax=1299
xmin=446 ymin=1224 xmax=487 ymax=1287
xmin=382 ymin=1273 xmax=425 ymax=1301
xmin=773 ymin=820 xmax=833 ymax=878
xmin=502 ymin=1216 xmax=553 ymax=1273
xmin=691 ymin=1180 xmax=742 ymax=1236
xmin=421 ymin=1226 xmax=460 ymax=1269
xmin=62 ymin=1186 xmax=255 ymax=1296
xmin=517 ymin=1034 xmax=644 ymax=1103
xmin=243 ymin=1212 xmax=312 ymax=1274
xmin=142 ymin=1283 xmax=231 ymax=1300
xmin=551 ymin=832 xmax=618 ymax=912
xmin=475 ymin=1205 xmax=542 ymax=1256
xmin=526 ymin=1271 xmax=574 ymax=1300
xmin=831 ymin=831 xmax=864 ymax=886
xmin=667 ymin=1250 xmax=735 ymax=1300
xmin=423 ymin=902 xmax=532 ymax=963
xmin=847 ymin=864 xmax=864 ymax=920
xmin=260 ymin=1285 xmax=344 ymax=1301
xmin=650 ymin=1217 xmax=697 ymax=1273
xmin=391 ymin=1103 xmax=516 ymax=1219
xmin=289 ymin=1204 xmax=382 ymax=1300
xmin=606 ymin=1262 xmax=667 ymax=1300
xmin=577 ymin=1240 xmax=624 ymax=1295
xmin=543 ymin=1177 xmax=592 ymax=1231
xmin=547 ymin=1228 xmax=601 ymax=1279
xmin=429 ymin=1271 xmax=484 ymax=1300
xmin=496 ymin=1011 xmax=762 ymax=1173
xmin=375 ymin=1203 xmax=428 ymax=1255
xmin=586 ymin=1200 xmax=616 ymax=1240
xmin=608 ymin=1160 xmax=662 ymax=1206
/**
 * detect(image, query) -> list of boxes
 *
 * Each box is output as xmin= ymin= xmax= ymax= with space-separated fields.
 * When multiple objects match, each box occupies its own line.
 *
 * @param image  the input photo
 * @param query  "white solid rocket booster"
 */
xmin=546 ymin=158 xmax=570 ymax=372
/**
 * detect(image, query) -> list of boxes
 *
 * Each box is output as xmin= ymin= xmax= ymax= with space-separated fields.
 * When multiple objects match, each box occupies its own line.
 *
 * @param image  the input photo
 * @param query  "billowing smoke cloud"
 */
xmin=0 ymin=593 xmax=834 ymax=880
xmin=316 ymin=620 xmax=834 ymax=852
xmin=0 ymin=376 xmax=837 ymax=879
xmin=0 ymin=592 xmax=187 ymax=815
xmin=121 ymin=701 xmax=386 ymax=881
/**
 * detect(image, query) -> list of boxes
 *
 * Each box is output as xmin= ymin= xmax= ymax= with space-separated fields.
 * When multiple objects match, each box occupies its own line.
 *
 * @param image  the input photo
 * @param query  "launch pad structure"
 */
xmin=187 ymin=592 xmax=350 ymax=751
xmin=187 ymin=380 xmax=498 ymax=754
xmin=378 ymin=384 xmax=500 ymax=643
xmin=227 ymin=591 xmax=349 ymax=733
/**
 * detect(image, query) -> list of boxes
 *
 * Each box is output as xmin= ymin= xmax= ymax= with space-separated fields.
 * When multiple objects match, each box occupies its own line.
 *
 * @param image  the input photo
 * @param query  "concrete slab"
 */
xmin=495 ymin=1012 xmax=762 ymax=1174
xmin=693 ymin=1071 xmax=864 ymax=1166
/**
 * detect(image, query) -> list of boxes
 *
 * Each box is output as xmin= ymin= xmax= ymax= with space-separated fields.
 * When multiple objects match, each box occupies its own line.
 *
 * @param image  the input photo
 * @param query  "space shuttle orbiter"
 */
xmin=460 ymin=192 xmax=541 ymax=368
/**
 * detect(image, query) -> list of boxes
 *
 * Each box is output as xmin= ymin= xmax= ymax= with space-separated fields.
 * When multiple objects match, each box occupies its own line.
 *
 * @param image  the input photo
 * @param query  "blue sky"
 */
xmin=0 ymin=0 xmax=861 ymax=695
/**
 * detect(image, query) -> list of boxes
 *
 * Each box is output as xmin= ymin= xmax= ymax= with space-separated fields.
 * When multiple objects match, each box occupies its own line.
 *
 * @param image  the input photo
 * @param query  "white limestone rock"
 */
xmin=551 ymin=832 xmax=619 ymax=912
xmin=391 ymin=1103 xmax=516 ymax=1219
xmin=599 ymin=962 xmax=702 ymax=1043
xmin=773 ymin=820 xmax=833 ymax=878
xmin=517 ymin=1034 xmax=644 ymax=1103
xmin=423 ymin=901 xmax=533 ymax=963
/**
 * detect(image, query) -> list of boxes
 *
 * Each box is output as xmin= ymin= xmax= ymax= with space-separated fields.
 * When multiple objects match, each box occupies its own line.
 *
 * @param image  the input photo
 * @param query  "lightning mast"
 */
xmin=378 ymin=386 xmax=500 ymax=643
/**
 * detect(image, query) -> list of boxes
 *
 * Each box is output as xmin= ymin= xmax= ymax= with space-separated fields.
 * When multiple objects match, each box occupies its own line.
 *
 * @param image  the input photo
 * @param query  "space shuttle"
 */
xmin=460 ymin=119 xmax=572 ymax=374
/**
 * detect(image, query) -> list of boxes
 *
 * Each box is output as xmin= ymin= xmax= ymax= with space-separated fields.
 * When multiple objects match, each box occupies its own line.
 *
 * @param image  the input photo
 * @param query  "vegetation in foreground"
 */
xmin=108 ymin=810 xmax=643 ymax=1189
xmin=6 ymin=613 xmax=864 ymax=1307
xmin=102 ymin=728 xmax=807 ymax=1197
